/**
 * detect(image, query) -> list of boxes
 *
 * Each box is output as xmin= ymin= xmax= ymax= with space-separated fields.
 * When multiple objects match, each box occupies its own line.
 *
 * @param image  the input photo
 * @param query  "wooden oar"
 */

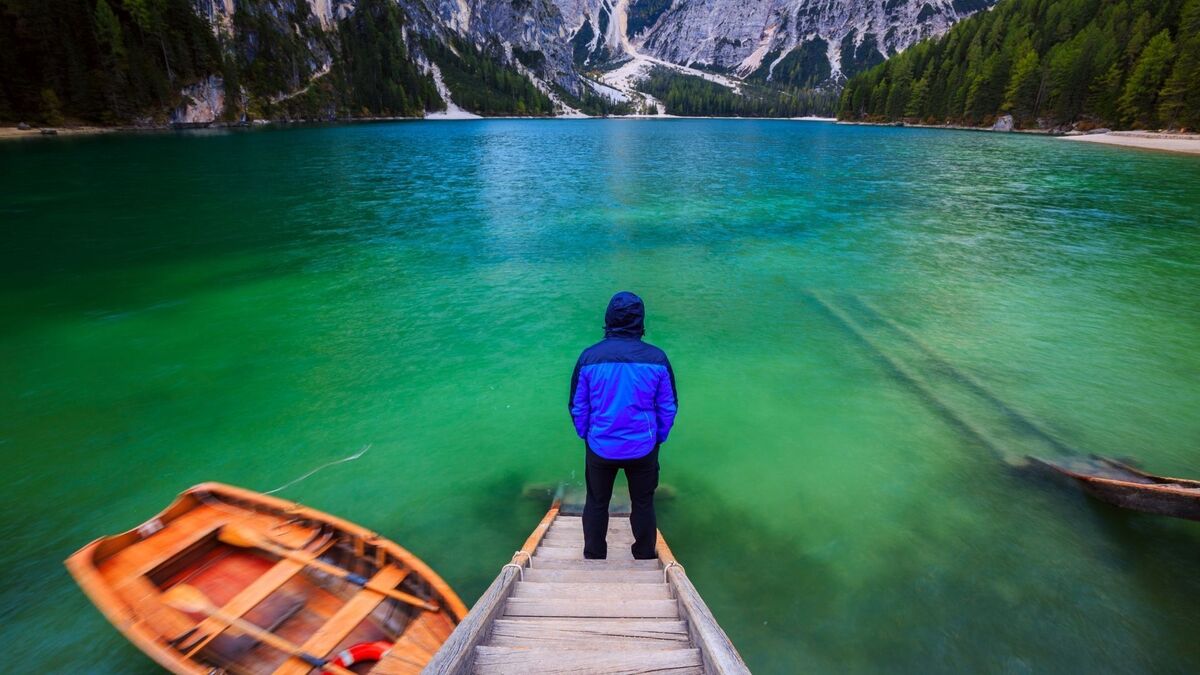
xmin=218 ymin=524 xmax=439 ymax=612
xmin=162 ymin=584 xmax=355 ymax=675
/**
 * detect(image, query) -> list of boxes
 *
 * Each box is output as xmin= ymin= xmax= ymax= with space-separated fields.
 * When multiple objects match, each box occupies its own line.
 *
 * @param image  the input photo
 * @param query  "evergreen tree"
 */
xmin=1157 ymin=0 xmax=1200 ymax=128
xmin=885 ymin=60 xmax=913 ymax=119
xmin=423 ymin=35 xmax=553 ymax=116
xmin=838 ymin=0 xmax=1198 ymax=131
xmin=906 ymin=76 xmax=930 ymax=118
xmin=637 ymin=67 xmax=839 ymax=117
xmin=335 ymin=0 xmax=439 ymax=116
xmin=1119 ymin=29 xmax=1175 ymax=127
xmin=1003 ymin=43 xmax=1041 ymax=122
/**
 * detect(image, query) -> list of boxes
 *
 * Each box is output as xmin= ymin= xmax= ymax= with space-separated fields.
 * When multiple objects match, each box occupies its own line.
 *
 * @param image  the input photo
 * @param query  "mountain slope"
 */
xmin=838 ymin=0 xmax=1200 ymax=131
xmin=563 ymin=0 xmax=998 ymax=84
xmin=0 ymin=0 xmax=1003 ymax=124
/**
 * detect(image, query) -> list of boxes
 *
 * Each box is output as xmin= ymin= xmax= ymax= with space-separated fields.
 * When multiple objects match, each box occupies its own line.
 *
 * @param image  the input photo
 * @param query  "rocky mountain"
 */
xmin=565 ymin=1 xmax=997 ymax=85
xmin=417 ymin=0 xmax=1000 ymax=112
xmin=0 ymin=0 xmax=998 ymax=124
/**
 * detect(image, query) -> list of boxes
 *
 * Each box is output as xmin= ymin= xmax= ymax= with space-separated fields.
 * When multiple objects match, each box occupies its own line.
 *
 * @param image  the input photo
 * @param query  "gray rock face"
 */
xmin=182 ymin=0 xmax=998 ymax=116
xmin=563 ymin=0 xmax=999 ymax=83
xmin=173 ymin=75 xmax=226 ymax=125
xmin=423 ymin=0 xmax=582 ymax=93
xmin=992 ymin=114 xmax=1013 ymax=132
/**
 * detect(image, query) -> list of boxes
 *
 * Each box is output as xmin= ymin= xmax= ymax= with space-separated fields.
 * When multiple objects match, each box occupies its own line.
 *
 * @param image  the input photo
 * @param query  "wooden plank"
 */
xmin=530 ymin=558 xmax=660 ymax=571
xmin=424 ymin=504 xmax=562 ymax=674
xmin=547 ymin=521 xmax=632 ymax=532
xmin=534 ymin=546 xmax=635 ymax=561
xmin=423 ymin=566 xmax=521 ymax=674
xmin=272 ymin=565 xmax=411 ymax=675
xmin=182 ymin=541 xmax=338 ymax=657
xmin=503 ymin=599 xmax=679 ymax=619
xmin=98 ymin=506 xmax=226 ymax=580
xmin=472 ymin=646 xmax=703 ymax=674
xmin=541 ymin=527 xmax=633 ymax=537
xmin=547 ymin=519 xmax=632 ymax=527
xmin=545 ymin=527 xmax=634 ymax=537
xmin=113 ymin=576 xmax=195 ymax=641
xmin=511 ymin=582 xmax=671 ymax=600
xmin=542 ymin=528 xmax=638 ymax=538
xmin=372 ymin=611 xmax=458 ymax=674
xmin=522 ymin=569 xmax=664 ymax=584
xmin=538 ymin=538 xmax=637 ymax=550
xmin=488 ymin=618 xmax=690 ymax=648
xmin=520 ymin=504 xmax=561 ymax=553
xmin=548 ymin=518 xmax=631 ymax=527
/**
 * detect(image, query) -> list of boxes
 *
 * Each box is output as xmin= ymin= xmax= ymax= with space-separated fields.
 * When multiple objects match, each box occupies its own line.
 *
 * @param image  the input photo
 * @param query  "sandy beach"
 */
xmin=0 ymin=125 xmax=121 ymax=140
xmin=1062 ymin=131 xmax=1200 ymax=155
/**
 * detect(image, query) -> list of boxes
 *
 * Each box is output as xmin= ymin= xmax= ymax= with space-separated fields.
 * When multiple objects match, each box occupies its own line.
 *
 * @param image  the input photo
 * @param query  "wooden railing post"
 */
xmin=657 ymin=533 xmax=750 ymax=675
xmin=423 ymin=501 xmax=561 ymax=674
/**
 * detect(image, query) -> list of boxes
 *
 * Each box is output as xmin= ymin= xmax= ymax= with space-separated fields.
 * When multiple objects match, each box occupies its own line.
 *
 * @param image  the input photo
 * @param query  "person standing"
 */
xmin=569 ymin=291 xmax=678 ymax=559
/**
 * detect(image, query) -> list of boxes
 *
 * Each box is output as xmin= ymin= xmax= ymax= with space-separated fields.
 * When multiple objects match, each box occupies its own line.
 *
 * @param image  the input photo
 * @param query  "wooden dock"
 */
xmin=423 ymin=487 xmax=749 ymax=674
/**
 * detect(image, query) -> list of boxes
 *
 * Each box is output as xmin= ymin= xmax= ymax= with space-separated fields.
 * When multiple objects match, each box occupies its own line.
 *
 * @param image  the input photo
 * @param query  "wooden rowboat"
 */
xmin=65 ymin=482 xmax=467 ymax=674
xmin=1030 ymin=455 xmax=1200 ymax=521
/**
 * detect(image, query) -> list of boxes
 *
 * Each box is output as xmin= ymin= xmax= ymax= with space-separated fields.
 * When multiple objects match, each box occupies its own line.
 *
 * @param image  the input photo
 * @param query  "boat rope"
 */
xmin=264 ymin=444 xmax=373 ymax=495
xmin=501 ymin=550 xmax=530 ymax=580
xmin=663 ymin=560 xmax=683 ymax=582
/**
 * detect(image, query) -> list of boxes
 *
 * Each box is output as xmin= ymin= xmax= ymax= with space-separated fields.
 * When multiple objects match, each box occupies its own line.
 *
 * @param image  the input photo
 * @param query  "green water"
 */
xmin=2 ymin=120 xmax=1199 ymax=672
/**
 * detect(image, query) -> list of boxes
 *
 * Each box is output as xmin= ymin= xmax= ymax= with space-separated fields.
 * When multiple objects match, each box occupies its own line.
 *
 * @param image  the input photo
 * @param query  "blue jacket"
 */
xmin=569 ymin=292 xmax=678 ymax=460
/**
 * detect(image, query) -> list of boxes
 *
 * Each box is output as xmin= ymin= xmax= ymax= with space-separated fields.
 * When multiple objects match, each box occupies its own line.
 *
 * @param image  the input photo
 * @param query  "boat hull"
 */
xmin=1031 ymin=456 xmax=1200 ymax=521
xmin=65 ymin=482 xmax=466 ymax=674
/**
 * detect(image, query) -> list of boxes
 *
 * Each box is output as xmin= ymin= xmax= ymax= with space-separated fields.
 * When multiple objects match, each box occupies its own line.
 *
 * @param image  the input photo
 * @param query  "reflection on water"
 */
xmin=1 ymin=120 xmax=1198 ymax=672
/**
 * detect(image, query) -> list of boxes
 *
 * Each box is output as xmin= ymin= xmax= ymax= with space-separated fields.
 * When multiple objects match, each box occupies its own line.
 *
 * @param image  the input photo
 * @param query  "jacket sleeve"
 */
xmin=655 ymin=358 xmax=678 ymax=444
xmin=569 ymin=357 xmax=590 ymax=439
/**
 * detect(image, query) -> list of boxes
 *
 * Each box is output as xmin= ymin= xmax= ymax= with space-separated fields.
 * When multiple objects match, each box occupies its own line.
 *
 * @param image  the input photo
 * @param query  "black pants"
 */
xmin=583 ymin=445 xmax=659 ymax=560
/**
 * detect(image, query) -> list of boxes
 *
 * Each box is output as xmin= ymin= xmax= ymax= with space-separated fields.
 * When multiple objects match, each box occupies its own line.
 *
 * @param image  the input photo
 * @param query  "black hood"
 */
xmin=604 ymin=291 xmax=645 ymax=338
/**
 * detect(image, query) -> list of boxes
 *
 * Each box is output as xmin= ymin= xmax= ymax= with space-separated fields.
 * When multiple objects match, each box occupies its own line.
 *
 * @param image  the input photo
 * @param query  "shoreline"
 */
xmin=836 ymin=119 xmax=1052 ymax=135
xmin=837 ymin=119 xmax=1200 ymax=155
xmin=7 ymin=119 xmax=1196 ymax=156
xmin=0 ymin=125 xmax=124 ymax=140
xmin=1060 ymin=131 xmax=1200 ymax=155
xmin=0 ymin=114 xmax=838 ymax=141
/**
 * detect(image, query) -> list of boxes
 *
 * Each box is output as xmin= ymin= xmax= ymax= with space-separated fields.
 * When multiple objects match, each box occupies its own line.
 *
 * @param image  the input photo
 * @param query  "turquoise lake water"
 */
xmin=1 ymin=120 xmax=1199 ymax=672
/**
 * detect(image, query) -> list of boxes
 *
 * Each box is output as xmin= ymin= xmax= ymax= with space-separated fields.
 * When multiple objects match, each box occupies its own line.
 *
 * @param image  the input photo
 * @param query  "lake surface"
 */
xmin=2 ymin=120 xmax=1199 ymax=673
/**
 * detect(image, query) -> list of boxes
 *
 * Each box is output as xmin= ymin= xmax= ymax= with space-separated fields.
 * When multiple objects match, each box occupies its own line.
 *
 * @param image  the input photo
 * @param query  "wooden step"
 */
xmin=530 ymin=558 xmax=660 ymax=571
xmin=503 ymin=598 xmax=680 ymax=619
xmin=542 ymin=532 xmax=635 ymax=544
xmin=548 ymin=518 xmax=632 ymax=526
xmin=473 ymin=646 xmax=703 ymax=674
xmin=540 ymin=530 xmax=636 ymax=542
xmin=512 ymin=582 xmax=672 ymax=600
xmin=548 ymin=518 xmax=631 ymax=529
xmin=522 ymin=569 xmax=664 ymax=584
xmin=538 ymin=538 xmax=637 ymax=551
xmin=535 ymin=546 xmax=635 ymax=560
xmin=487 ymin=618 xmax=691 ymax=650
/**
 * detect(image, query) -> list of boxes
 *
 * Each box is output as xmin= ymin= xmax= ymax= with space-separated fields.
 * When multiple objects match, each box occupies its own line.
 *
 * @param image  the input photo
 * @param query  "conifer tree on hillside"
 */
xmin=1119 ymin=30 xmax=1175 ymax=127
xmin=1157 ymin=0 xmax=1200 ymax=128
xmin=838 ymin=0 xmax=1199 ymax=131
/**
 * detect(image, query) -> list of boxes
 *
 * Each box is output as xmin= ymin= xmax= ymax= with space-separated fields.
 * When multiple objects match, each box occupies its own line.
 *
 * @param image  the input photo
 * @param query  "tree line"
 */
xmin=0 ymin=0 xmax=224 ymax=124
xmin=638 ymin=67 xmax=839 ymax=118
xmin=838 ymin=0 xmax=1200 ymax=131
xmin=0 ymin=0 xmax=558 ymax=124
xmin=422 ymin=35 xmax=554 ymax=116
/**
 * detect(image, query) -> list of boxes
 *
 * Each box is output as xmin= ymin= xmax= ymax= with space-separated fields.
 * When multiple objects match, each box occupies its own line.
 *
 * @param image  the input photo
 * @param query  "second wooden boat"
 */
xmin=1031 ymin=455 xmax=1200 ymax=521
xmin=65 ymin=482 xmax=467 ymax=674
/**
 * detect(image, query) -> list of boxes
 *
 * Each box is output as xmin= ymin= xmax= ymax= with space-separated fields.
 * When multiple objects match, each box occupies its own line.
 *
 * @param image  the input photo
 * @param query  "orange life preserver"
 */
xmin=322 ymin=641 xmax=392 ymax=673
